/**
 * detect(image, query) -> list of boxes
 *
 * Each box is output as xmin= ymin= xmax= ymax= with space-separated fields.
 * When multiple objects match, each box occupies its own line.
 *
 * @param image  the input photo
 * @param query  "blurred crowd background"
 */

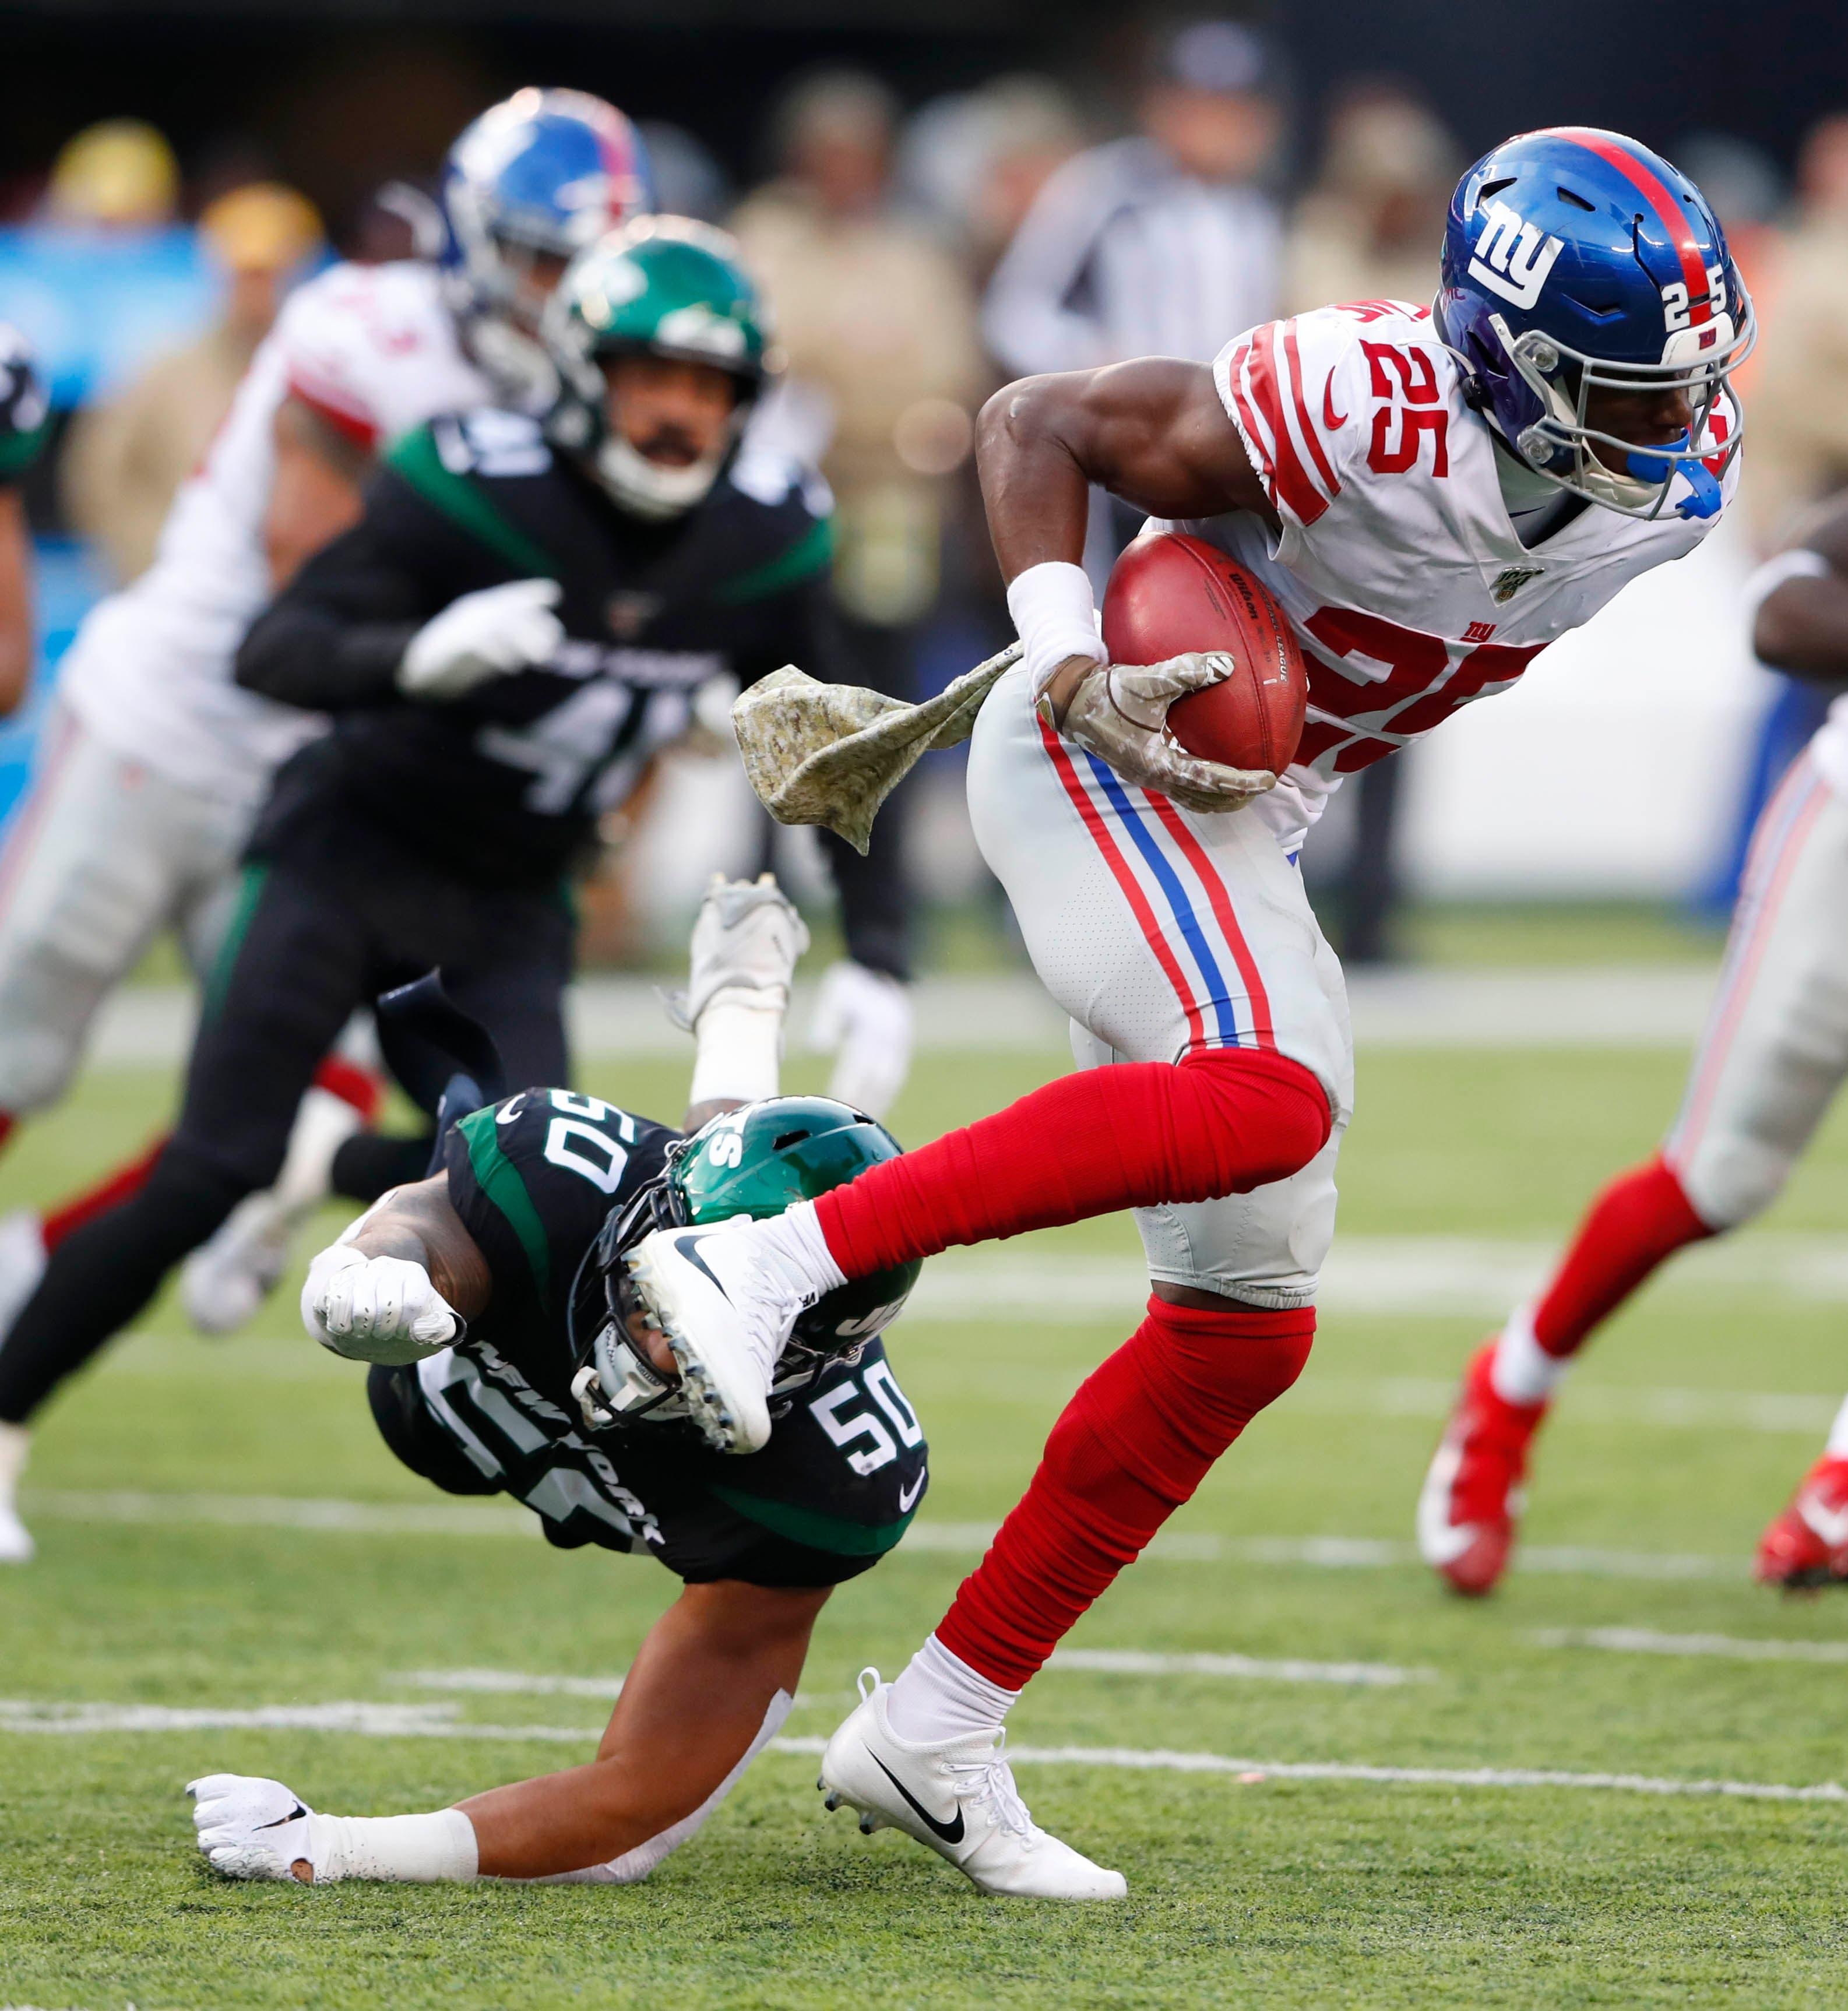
xmin=4 ymin=0 xmax=1848 ymax=969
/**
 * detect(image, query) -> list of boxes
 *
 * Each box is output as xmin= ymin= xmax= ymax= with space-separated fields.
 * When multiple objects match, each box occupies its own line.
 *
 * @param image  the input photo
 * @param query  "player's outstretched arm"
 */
xmin=301 ymin=1175 xmax=490 ymax=1364
xmin=189 ymin=1579 xmax=828 ymax=1884
xmin=1754 ymin=502 xmax=1848 ymax=678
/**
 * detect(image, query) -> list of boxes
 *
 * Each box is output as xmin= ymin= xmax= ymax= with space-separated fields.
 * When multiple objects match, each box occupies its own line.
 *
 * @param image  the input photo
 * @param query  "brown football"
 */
xmin=1101 ymin=532 xmax=1307 ymax=774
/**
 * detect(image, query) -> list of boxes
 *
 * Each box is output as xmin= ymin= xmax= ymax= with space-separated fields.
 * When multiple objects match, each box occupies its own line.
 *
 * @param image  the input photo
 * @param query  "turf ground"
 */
xmin=6 ymin=1024 xmax=1848 ymax=2008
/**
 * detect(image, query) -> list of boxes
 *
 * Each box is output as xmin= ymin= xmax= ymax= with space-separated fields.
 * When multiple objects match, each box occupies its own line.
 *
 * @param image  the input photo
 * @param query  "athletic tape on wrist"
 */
xmin=1006 ymin=561 xmax=1106 ymax=700
xmin=308 ymin=1808 xmax=478 ymax=1883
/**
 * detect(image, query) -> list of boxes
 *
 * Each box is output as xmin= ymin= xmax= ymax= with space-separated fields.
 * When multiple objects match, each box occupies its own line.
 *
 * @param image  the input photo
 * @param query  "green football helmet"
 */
xmin=540 ymin=213 xmax=773 ymax=519
xmin=567 ymin=1096 xmax=920 ymax=1432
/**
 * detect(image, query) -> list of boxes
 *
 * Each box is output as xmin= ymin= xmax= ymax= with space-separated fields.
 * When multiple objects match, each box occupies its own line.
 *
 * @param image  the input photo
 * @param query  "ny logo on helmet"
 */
xmin=1467 ymin=200 xmax=1565 ymax=311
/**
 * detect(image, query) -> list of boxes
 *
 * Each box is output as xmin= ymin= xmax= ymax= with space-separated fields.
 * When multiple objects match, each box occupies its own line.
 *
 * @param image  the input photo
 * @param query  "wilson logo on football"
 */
xmin=1466 ymin=199 xmax=1565 ymax=311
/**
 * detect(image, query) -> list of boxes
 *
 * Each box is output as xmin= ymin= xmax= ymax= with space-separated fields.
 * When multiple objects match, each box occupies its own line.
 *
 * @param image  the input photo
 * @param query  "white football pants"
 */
xmin=0 ymin=705 xmax=252 ymax=1114
xmin=967 ymin=663 xmax=1354 ymax=1308
xmin=1664 ymin=748 xmax=1848 ymax=1228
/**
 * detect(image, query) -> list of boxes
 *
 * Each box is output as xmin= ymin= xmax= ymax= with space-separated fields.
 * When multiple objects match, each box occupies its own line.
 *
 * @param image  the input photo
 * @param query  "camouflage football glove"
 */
xmin=1051 ymin=651 xmax=1276 ymax=816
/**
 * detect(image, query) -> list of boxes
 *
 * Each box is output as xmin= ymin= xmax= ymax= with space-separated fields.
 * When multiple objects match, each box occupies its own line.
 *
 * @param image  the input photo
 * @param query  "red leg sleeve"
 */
xmin=816 ymin=1046 xmax=1331 ymax=1278
xmin=937 ymin=1297 xmax=1315 ymax=1690
xmin=1529 ymin=1154 xmax=1715 ymax=1358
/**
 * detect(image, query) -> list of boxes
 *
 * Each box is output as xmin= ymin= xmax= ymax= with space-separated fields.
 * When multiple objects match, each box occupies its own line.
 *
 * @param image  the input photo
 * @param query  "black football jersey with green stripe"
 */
xmin=418 ymin=1087 xmax=928 ymax=1584
xmin=237 ymin=410 xmax=836 ymax=888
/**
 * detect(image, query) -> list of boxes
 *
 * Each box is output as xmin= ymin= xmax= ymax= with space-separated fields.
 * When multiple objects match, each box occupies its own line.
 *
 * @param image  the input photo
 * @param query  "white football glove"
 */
xmin=189 ymin=1773 xmax=318 ymax=1882
xmin=397 ymin=577 xmax=564 ymax=700
xmin=666 ymin=872 xmax=811 ymax=1030
xmin=805 ymin=959 xmax=913 ymax=1119
xmin=301 ymin=1243 xmax=459 ymax=1364
xmin=1056 ymin=651 xmax=1276 ymax=815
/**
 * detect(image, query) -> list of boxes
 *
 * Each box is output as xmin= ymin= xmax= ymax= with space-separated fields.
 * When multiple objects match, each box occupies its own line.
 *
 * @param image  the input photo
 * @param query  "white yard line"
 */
xmin=906 ymin=1235 xmax=1848 ymax=1323
xmin=16 ymin=1491 xmax=1750 ymax=1580
xmin=390 ymin=1653 xmax=1431 ymax=1697
xmin=1536 ymin=1627 xmax=1848 ymax=1664
xmin=87 ymin=966 xmax=1729 ymax=1066
xmin=0 ymin=1696 xmax=1837 ymax=1805
xmin=1044 ymin=1648 xmax=1433 ymax=1686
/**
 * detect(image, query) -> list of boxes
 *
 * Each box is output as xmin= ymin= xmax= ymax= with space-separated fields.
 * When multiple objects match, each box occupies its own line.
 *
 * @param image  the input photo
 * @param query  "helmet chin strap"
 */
xmin=593 ymin=431 xmax=726 ymax=519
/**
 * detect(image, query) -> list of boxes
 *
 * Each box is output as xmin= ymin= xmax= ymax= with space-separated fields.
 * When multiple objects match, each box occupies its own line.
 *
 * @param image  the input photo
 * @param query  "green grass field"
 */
xmin=6 ymin=1030 xmax=1848 ymax=2008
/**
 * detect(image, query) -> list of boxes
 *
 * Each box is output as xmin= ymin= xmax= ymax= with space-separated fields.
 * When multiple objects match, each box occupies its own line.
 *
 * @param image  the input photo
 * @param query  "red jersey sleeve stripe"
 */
xmin=1281 ymin=323 xmax=1342 ymax=498
xmin=1243 ymin=325 xmax=1332 ymax=527
xmin=286 ymin=369 xmax=382 ymax=452
xmin=1553 ymin=126 xmax=1710 ymax=315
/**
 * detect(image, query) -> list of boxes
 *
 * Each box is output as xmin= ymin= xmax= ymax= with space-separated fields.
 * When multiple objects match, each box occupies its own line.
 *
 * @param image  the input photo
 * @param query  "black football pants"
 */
xmin=0 ymin=819 xmax=573 ymax=1426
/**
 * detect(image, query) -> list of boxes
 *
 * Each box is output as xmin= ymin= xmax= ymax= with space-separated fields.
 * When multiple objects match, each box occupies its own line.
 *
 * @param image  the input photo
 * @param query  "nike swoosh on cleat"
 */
xmin=673 ymin=1233 xmax=732 ymax=1301
xmin=255 ymin=1804 xmax=308 ymax=1830
xmin=1799 ymin=1494 xmax=1848 ymax=1549
xmin=871 ymin=1755 xmax=965 ymax=1844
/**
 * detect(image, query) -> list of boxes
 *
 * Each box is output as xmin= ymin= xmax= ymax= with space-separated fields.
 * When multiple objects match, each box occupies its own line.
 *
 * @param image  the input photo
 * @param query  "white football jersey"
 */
xmin=58 ymin=260 xmax=491 ymax=805
xmin=1158 ymin=300 xmax=1740 ymax=853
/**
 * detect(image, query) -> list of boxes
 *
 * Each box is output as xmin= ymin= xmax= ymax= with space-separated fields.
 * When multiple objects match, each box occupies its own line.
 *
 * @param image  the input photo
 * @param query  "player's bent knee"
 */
xmin=1173 ymin=1046 xmax=1334 ymax=1196
xmin=1674 ymin=1134 xmax=1792 ymax=1231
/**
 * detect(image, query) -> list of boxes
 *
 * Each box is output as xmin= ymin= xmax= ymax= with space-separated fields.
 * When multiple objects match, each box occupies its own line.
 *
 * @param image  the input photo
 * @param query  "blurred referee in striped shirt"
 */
xmin=983 ymin=19 xmax=1287 ymax=582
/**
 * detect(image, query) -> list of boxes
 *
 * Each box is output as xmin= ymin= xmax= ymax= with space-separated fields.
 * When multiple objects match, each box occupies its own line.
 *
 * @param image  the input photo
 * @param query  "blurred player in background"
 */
xmin=61 ymin=182 xmax=326 ymax=586
xmin=0 ymin=89 xmax=652 ymax=1563
xmin=625 ymin=129 xmax=1752 ymax=1896
xmin=0 ymin=329 xmax=51 ymax=721
xmin=0 ymin=216 xmax=906 ymax=1565
xmin=1421 ymin=486 xmax=1848 ymax=1596
xmin=191 ymin=875 xmax=928 ymax=1890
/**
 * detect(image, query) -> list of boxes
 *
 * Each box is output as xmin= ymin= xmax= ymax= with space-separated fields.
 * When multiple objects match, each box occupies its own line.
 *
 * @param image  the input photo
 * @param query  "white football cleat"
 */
xmin=182 ymin=1085 xmax=367 ymax=1336
xmin=0 ymin=1419 xmax=32 ymax=1563
xmin=623 ymin=1221 xmax=814 ymax=1454
xmin=818 ymin=1670 xmax=1127 ymax=1900
xmin=669 ymin=872 xmax=809 ymax=1029
xmin=188 ymin=1773 xmax=317 ymax=1881
xmin=0 ymin=1207 xmax=47 ymax=1343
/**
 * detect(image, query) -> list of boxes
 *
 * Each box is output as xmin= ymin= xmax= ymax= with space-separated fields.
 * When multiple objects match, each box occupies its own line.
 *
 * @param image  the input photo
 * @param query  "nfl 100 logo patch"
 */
xmin=1491 ymin=565 xmax=1543 ymax=604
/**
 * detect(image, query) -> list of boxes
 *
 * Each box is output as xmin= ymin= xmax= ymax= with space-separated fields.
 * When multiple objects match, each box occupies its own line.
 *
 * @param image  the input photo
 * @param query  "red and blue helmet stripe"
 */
xmin=1435 ymin=126 xmax=1751 ymax=519
xmin=441 ymin=88 xmax=654 ymax=277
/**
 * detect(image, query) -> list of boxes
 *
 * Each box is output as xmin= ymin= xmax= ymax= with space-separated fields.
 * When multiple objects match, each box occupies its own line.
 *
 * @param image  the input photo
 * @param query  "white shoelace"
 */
xmin=735 ymin=1230 xmax=821 ymax=1378
xmin=945 ymin=1734 xmax=1036 ymax=1841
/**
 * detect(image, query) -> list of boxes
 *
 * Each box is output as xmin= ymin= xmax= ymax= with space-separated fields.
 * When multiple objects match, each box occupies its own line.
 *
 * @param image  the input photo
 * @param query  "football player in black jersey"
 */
xmin=189 ymin=874 xmax=928 ymax=1887
xmin=0 ymin=220 xmax=910 ymax=1483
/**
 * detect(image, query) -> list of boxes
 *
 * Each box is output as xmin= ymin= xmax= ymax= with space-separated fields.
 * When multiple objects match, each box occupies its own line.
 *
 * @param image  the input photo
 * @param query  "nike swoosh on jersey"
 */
xmin=872 ymin=1755 xmax=965 ymax=1844
xmin=495 ymin=1095 xmax=526 ymax=1125
xmin=1322 ymin=371 xmax=1347 ymax=430
xmin=898 ymin=1470 xmax=927 ymax=1513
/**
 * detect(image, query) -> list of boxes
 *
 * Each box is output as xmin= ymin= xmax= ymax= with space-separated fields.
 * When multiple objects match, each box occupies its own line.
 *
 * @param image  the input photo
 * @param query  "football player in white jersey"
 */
xmin=612 ymin=128 xmax=1753 ymax=1896
xmin=0 ymin=89 xmax=650 ymax=1565
xmin=1420 ymin=487 xmax=1848 ymax=1595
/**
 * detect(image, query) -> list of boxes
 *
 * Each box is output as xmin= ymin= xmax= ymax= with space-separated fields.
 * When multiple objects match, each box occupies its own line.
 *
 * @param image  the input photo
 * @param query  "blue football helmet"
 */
xmin=1435 ymin=126 xmax=1752 ymax=523
xmin=441 ymin=88 xmax=654 ymax=404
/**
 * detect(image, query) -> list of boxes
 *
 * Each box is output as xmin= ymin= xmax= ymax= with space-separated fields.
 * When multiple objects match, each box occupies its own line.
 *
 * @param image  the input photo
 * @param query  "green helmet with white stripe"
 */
xmin=541 ymin=214 xmax=773 ymax=519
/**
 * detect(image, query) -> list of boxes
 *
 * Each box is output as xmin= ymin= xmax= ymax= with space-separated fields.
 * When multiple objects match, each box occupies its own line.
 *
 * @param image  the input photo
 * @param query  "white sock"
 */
xmin=755 ymin=1199 xmax=848 ymax=1295
xmin=1824 ymin=1393 xmax=1848 ymax=1461
xmin=689 ymin=999 xmax=784 ymax=1108
xmin=886 ymin=1633 xmax=1020 ymax=1744
xmin=1490 ymin=1304 xmax=1569 ymax=1406
xmin=307 ymin=1807 xmax=478 ymax=1883
xmin=0 ymin=1420 xmax=27 ymax=1502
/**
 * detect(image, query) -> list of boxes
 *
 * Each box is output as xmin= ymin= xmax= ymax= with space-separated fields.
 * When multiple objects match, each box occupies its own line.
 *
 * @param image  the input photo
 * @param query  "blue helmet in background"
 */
xmin=1435 ymin=126 xmax=1752 ymax=523
xmin=441 ymin=88 xmax=654 ymax=406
